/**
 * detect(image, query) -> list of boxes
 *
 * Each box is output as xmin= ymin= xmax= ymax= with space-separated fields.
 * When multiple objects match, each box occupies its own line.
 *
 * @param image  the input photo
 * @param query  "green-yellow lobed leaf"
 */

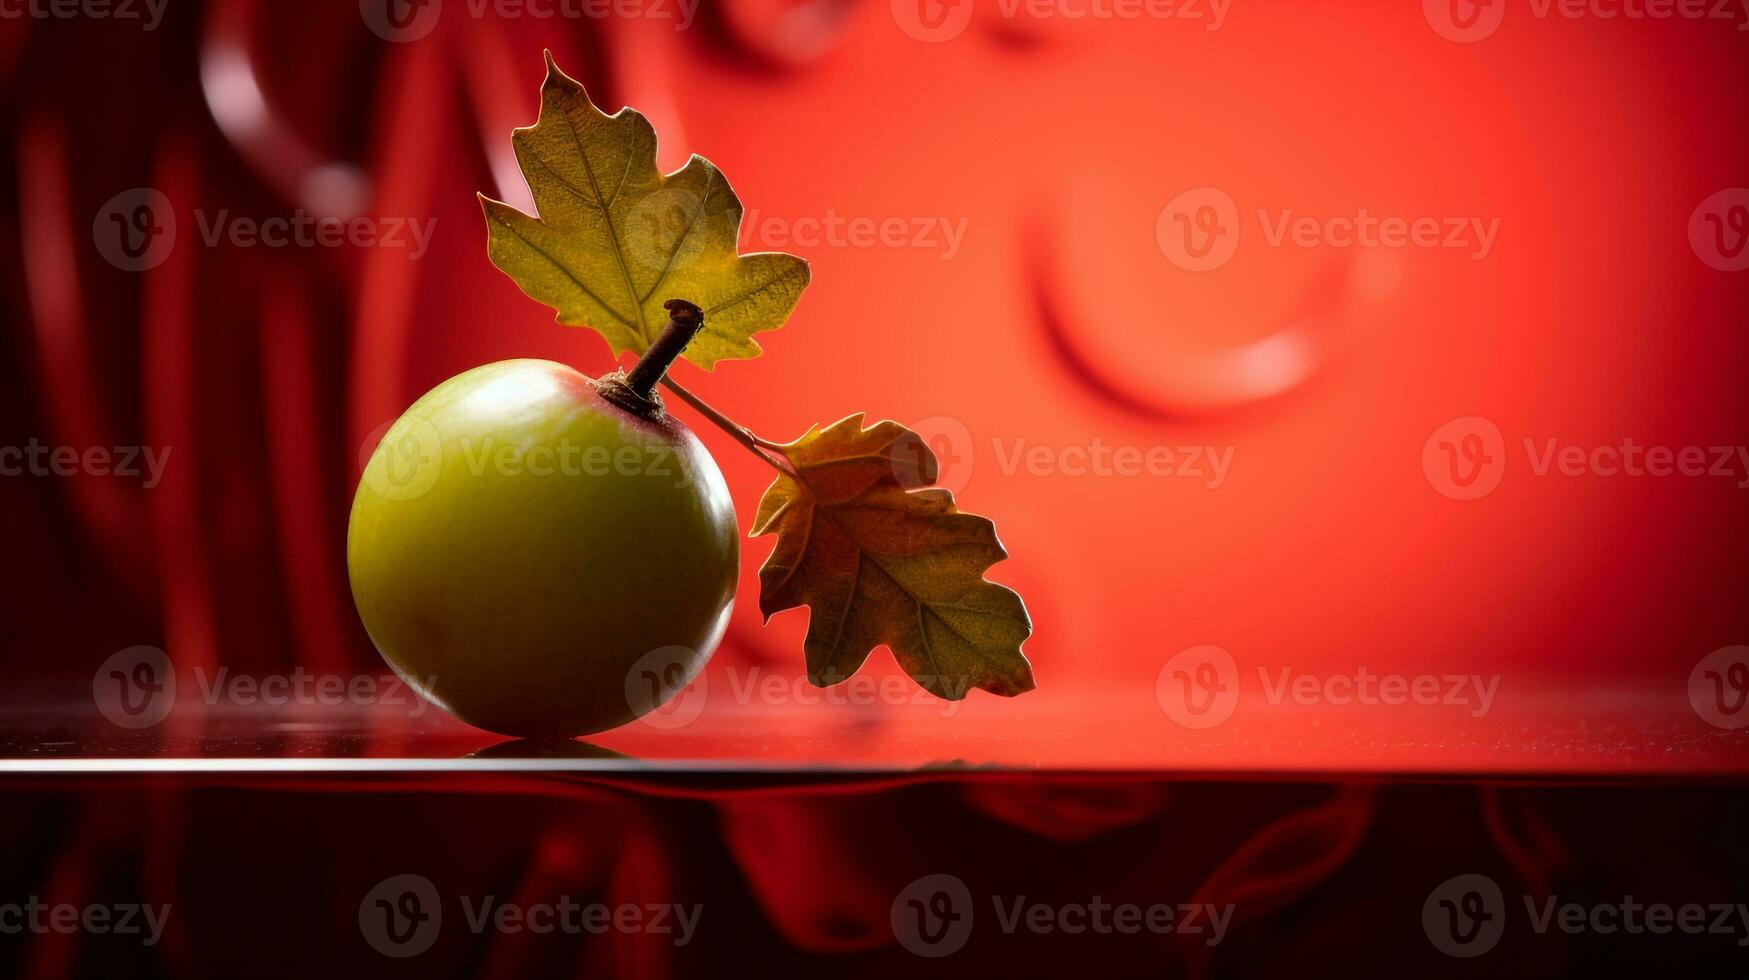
xmin=752 ymin=415 xmax=1036 ymax=700
xmin=480 ymin=52 xmax=810 ymax=369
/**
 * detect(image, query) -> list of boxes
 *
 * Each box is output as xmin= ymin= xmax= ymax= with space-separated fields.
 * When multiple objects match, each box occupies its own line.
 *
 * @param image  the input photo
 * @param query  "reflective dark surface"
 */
xmin=0 ymin=681 xmax=1742 ymax=774
xmin=3 ymin=690 xmax=1744 ymax=977
xmin=3 ymin=766 xmax=1745 ymax=977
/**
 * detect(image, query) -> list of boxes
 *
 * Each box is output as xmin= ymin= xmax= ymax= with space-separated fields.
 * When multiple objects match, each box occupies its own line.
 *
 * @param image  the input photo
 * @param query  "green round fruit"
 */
xmin=347 ymin=359 xmax=737 ymax=737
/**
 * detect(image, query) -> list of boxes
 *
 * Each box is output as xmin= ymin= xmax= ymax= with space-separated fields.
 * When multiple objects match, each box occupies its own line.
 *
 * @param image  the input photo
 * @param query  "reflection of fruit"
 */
xmin=347 ymin=351 xmax=737 ymax=737
xmin=466 ymin=738 xmax=629 ymax=760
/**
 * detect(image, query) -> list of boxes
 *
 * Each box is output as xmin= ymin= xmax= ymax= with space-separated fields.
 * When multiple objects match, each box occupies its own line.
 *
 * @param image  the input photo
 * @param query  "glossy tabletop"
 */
xmin=2 ymin=668 xmax=1743 ymax=776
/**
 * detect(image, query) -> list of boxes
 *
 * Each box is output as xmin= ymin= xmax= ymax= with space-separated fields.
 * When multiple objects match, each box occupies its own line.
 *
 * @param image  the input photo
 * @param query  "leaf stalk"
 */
xmin=621 ymin=298 xmax=791 ymax=476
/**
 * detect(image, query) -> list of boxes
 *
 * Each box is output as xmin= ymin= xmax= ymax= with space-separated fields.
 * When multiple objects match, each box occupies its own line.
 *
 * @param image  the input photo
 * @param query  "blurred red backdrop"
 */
xmin=1 ymin=0 xmax=1747 ymax=768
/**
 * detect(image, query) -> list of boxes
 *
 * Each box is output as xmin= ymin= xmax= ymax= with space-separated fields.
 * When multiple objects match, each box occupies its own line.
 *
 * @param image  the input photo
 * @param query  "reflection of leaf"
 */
xmin=751 ymin=415 xmax=1034 ymax=699
xmin=480 ymin=52 xmax=810 ymax=369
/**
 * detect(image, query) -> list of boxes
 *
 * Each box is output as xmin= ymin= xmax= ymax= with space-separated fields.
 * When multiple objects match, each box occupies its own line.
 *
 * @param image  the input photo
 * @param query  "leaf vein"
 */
xmin=703 ymin=263 xmax=808 ymax=318
xmin=488 ymin=209 xmax=636 ymax=330
xmin=640 ymin=168 xmax=716 ymax=306
xmin=560 ymin=107 xmax=647 ymax=342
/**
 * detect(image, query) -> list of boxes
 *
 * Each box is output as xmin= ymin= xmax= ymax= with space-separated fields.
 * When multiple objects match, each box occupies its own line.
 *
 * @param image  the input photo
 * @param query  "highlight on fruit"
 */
xmin=347 ymin=53 xmax=1033 ymax=738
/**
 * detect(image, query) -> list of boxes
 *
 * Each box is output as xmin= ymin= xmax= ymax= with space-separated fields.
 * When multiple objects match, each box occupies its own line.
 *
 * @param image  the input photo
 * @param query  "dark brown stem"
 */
xmin=659 ymin=376 xmax=791 ymax=476
xmin=625 ymin=299 xmax=704 ymax=398
xmin=607 ymin=297 xmax=790 ymax=475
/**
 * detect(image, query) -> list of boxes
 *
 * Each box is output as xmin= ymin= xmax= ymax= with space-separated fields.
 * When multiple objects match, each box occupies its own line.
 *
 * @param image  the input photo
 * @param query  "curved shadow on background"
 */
xmin=1022 ymin=211 xmax=1374 ymax=422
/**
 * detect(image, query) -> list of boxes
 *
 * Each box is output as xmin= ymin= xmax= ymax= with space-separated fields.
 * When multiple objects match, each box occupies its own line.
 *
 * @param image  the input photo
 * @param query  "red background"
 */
xmin=2 ymin=0 xmax=1747 ymax=768
xmin=3 ymin=5 xmax=1749 ymax=978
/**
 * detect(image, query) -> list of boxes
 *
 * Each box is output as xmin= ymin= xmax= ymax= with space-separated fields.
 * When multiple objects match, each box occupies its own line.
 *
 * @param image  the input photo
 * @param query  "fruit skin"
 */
xmin=347 ymin=359 xmax=737 ymax=737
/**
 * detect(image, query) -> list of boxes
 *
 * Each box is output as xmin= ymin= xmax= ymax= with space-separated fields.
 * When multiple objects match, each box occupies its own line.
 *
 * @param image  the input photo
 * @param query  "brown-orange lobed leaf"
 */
xmin=752 ymin=415 xmax=1035 ymax=700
